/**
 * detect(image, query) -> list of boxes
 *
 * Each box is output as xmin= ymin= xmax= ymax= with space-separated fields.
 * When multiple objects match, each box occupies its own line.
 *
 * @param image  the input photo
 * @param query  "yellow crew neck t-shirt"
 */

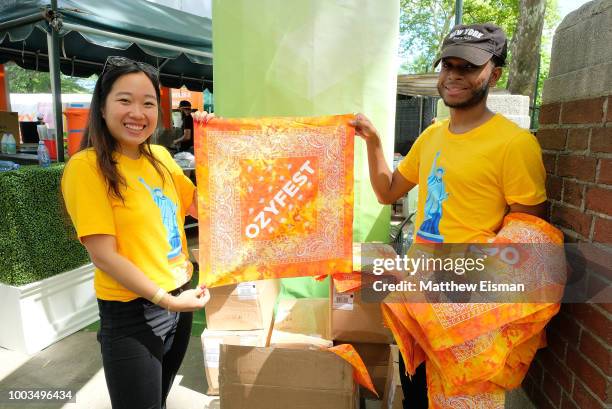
xmin=397 ymin=114 xmax=546 ymax=243
xmin=61 ymin=145 xmax=196 ymax=301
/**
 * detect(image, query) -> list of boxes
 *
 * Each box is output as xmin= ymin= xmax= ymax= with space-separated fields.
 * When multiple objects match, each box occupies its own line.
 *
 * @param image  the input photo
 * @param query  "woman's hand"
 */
xmin=166 ymin=285 xmax=210 ymax=312
xmin=349 ymin=113 xmax=380 ymax=145
xmin=203 ymin=111 xmax=216 ymax=124
xmin=195 ymin=111 xmax=217 ymax=125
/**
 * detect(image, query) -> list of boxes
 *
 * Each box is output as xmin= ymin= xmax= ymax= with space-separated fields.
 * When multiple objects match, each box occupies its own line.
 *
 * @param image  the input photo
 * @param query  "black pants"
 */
xmin=97 ymin=285 xmax=193 ymax=409
xmin=399 ymin=355 xmax=428 ymax=409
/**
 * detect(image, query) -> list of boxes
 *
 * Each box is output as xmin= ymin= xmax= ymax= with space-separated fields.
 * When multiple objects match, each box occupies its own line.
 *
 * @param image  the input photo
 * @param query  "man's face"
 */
xmin=181 ymin=106 xmax=192 ymax=115
xmin=437 ymin=57 xmax=501 ymax=109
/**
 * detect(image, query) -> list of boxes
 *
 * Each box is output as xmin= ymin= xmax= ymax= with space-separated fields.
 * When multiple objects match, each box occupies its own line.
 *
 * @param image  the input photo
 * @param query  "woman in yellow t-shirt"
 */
xmin=61 ymin=56 xmax=212 ymax=409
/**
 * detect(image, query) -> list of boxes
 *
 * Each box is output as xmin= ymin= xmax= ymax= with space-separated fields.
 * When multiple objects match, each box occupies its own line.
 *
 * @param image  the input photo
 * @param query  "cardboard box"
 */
xmin=270 ymin=330 xmax=333 ymax=349
xmin=205 ymin=279 xmax=279 ymax=330
xmin=219 ymin=344 xmax=359 ymax=409
xmin=200 ymin=329 xmax=265 ymax=395
xmin=0 ymin=111 xmax=20 ymax=149
xmin=382 ymin=345 xmax=404 ymax=409
xmin=274 ymin=297 xmax=330 ymax=339
xmin=330 ymin=281 xmax=393 ymax=344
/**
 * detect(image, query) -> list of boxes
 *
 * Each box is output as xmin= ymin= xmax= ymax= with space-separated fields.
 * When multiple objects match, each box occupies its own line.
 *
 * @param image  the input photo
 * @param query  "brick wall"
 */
xmin=523 ymin=95 xmax=612 ymax=409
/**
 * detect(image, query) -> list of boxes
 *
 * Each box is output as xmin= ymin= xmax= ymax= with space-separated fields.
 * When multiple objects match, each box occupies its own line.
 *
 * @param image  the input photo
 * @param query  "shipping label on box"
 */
xmin=203 ymin=337 xmax=222 ymax=369
xmin=205 ymin=279 xmax=279 ymax=330
xmin=332 ymin=284 xmax=355 ymax=311
xmin=235 ymin=282 xmax=258 ymax=300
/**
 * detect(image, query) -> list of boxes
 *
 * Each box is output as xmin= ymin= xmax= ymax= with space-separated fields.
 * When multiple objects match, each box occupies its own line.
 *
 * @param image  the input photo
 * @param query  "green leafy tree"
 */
xmin=398 ymin=0 xmax=560 ymax=119
xmin=5 ymin=62 xmax=92 ymax=93
xmin=399 ymin=0 xmax=456 ymax=74
xmin=399 ymin=0 xmax=519 ymax=75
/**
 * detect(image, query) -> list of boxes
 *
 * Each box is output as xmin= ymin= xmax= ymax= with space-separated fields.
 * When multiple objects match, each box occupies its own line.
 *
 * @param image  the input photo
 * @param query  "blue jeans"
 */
xmin=97 ymin=284 xmax=192 ymax=409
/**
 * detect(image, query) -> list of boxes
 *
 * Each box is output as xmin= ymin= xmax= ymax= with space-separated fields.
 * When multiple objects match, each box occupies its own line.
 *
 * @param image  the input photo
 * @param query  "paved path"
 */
xmin=0 ymin=331 xmax=534 ymax=409
xmin=0 ymin=331 xmax=218 ymax=409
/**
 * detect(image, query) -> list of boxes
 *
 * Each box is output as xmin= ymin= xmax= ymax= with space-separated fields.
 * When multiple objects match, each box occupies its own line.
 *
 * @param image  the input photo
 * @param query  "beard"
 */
xmin=439 ymin=79 xmax=490 ymax=109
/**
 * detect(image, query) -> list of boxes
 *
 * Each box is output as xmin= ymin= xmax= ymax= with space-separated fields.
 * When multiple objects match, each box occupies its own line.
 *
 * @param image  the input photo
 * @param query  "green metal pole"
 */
xmin=46 ymin=0 xmax=64 ymax=162
xmin=455 ymin=0 xmax=463 ymax=26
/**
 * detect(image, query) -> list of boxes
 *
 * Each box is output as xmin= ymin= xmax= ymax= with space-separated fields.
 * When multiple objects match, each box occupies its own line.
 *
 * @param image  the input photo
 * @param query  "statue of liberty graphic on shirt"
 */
xmin=139 ymin=177 xmax=182 ymax=259
xmin=416 ymin=151 xmax=449 ymax=243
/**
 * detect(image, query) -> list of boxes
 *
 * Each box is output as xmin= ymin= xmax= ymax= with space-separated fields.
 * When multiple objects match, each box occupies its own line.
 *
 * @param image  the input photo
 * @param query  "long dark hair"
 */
xmin=80 ymin=61 xmax=170 ymax=201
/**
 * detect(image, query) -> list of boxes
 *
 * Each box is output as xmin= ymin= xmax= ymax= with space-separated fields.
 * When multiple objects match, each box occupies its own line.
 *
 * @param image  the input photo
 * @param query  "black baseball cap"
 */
xmin=434 ymin=23 xmax=507 ymax=67
xmin=178 ymin=100 xmax=192 ymax=108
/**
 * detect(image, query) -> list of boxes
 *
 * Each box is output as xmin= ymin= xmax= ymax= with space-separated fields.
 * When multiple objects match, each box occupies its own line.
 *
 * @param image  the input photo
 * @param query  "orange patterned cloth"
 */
xmin=382 ymin=213 xmax=565 ymax=408
xmin=194 ymin=114 xmax=355 ymax=287
xmin=329 ymin=344 xmax=379 ymax=397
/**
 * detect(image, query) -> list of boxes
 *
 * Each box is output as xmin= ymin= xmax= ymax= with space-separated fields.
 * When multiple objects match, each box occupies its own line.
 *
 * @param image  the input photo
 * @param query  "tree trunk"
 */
xmin=507 ymin=0 xmax=546 ymax=102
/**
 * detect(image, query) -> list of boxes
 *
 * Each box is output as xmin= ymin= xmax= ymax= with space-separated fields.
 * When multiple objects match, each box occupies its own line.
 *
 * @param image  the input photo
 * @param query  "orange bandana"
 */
xmin=383 ymin=213 xmax=564 ymax=408
xmin=195 ymin=114 xmax=355 ymax=287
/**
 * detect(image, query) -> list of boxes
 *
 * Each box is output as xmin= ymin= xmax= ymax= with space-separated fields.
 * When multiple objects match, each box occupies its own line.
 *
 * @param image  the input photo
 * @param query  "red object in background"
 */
xmin=64 ymin=108 xmax=89 ymax=156
xmin=43 ymin=139 xmax=57 ymax=160
xmin=160 ymin=86 xmax=172 ymax=129
xmin=0 ymin=65 xmax=8 ymax=111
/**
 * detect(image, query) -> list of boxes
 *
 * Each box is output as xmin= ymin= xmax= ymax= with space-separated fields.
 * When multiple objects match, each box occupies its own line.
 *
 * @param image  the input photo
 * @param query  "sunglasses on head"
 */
xmin=101 ymin=56 xmax=159 ymax=77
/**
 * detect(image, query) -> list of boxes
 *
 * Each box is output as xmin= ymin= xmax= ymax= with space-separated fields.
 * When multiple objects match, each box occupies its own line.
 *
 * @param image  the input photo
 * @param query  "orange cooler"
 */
xmin=64 ymin=108 xmax=89 ymax=156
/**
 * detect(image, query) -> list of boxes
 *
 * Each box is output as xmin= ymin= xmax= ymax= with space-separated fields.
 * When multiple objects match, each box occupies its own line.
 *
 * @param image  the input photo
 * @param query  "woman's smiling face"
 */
xmin=102 ymin=71 xmax=158 ymax=156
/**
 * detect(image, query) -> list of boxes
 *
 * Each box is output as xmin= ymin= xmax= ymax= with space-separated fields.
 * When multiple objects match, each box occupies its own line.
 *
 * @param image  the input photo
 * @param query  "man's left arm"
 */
xmin=508 ymin=202 xmax=547 ymax=219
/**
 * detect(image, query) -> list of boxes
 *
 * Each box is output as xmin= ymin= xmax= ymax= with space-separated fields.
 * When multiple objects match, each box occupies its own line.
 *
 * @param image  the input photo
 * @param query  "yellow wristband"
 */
xmin=151 ymin=288 xmax=166 ymax=305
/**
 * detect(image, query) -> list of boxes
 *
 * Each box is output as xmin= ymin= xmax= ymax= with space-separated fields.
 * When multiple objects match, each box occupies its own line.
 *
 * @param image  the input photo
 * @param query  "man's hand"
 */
xmin=350 ymin=113 xmax=380 ymax=144
xmin=348 ymin=113 xmax=416 ymax=204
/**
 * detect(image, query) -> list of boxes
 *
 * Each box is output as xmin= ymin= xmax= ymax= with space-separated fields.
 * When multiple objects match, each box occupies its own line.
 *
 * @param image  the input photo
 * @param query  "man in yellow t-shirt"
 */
xmin=397 ymin=112 xmax=545 ymax=244
xmin=351 ymin=23 xmax=546 ymax=408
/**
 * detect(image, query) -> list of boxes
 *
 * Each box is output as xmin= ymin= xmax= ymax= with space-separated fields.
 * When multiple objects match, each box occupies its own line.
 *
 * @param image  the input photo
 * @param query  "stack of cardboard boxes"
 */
xmin=200 ymin=279 xmax=279 ymax=395
xmin=213 ymin=286 xmax=359 ymax=409
xmin=198 ymin=243 xmax=403 ymax=408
